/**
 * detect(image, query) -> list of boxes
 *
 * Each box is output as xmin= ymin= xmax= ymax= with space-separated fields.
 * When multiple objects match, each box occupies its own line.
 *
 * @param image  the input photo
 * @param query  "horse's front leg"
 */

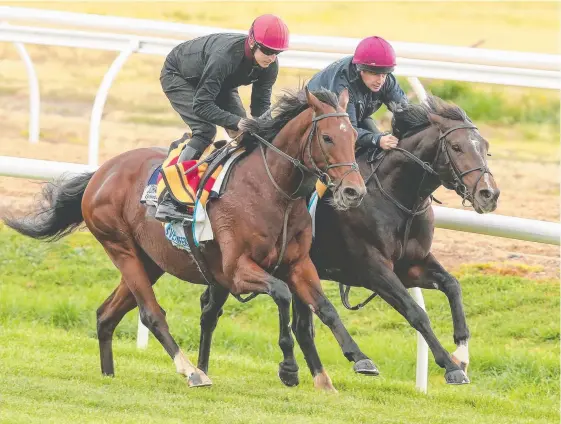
xmin=362 ymin=250 xmax=469 ymax=385
xmin=397 ymin=252 xmax=470 ymax=373
xmin=290 ymin=293 xmax=334 ymax=391
xmin=228 ymin=255 xmax=299 ymax=388
xmin=288 ymin=255 xmax=379 ymax=382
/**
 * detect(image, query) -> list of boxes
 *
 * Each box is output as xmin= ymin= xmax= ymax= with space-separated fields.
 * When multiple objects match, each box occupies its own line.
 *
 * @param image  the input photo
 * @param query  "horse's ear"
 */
xmin=338 ymin=88 xmax=349 ymax=110
xmin=428 ymin=113 xmax=446 ymax=130
xmin=305 ymin=86 xmax=322 ymax=111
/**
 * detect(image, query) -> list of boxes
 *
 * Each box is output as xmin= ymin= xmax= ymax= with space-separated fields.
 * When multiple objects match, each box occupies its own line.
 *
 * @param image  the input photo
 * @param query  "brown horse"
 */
xmin=4 ymin=88 xmax=376 ymax=391
xmin=310 ymin=96 xmax=500 ymax=385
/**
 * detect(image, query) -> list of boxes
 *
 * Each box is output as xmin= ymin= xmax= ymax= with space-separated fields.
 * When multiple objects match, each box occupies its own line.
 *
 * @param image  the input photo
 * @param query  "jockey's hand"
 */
xmin=237 ymin=118 xmax=261 ymax=134
xmin=379 ymin=134 xmax=399 ymax=150
xmin=226 ymin=128 xmax=242 ymax=139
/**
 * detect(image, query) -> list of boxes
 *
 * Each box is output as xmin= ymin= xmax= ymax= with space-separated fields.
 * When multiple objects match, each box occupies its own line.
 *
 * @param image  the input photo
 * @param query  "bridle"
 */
xmin=365 ymin=123 xmax=491 ymax=260
xmin=339 ymin=123 xmax=492 ymax=310
xmin=434 ymin=125 xmax=492 ymax=207
xmin=251 ymin=111 xmax=360 ymax=201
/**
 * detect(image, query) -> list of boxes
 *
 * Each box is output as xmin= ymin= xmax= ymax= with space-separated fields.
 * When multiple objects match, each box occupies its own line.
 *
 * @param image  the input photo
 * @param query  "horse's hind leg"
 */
xmin=96 ymin=251 xmax=164 ymax=376
xmin=97 ymin=279 xmax=137 ymax=376
xmin=397 ymin=253 xmax=470 ymax=373
xmin=104 ymin=242 xmax=211 ymax=387
xmin=197 ymin=284 xmax=230 ymax=374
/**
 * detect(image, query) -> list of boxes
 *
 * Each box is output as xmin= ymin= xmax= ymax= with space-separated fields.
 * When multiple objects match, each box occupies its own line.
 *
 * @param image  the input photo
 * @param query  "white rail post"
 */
xmin=88 ymin=38 xmax=139 ymax=167
xmin=410 ymin=287 xmax=429 ymax=393
xmin=4 ymin=19 xmax=41 ymax=144
xmin=13 ymin=43 xmax=40 ymax=144
xmin=405 ymin=76 xmax=430 ymax=393
xmin=407 ymin=76 xmax=428 ymax=102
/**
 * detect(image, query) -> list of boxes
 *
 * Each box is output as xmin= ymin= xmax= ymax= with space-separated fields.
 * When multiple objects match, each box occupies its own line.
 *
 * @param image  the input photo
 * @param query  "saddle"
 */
xmin=141 ymin=140 xmax=245 ymax=220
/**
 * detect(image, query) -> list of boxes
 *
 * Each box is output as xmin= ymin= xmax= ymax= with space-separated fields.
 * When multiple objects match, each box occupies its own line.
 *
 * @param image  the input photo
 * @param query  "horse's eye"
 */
xmin=451 ymin=144 xmax=461 ymax=152
xmin=322 ymin=135 xmax=334 ymax=144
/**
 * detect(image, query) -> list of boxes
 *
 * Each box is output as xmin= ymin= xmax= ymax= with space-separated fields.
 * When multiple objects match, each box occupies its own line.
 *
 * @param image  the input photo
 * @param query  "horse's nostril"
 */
xmin=479 ymin=189 xmax=493 ymax=200
xmin=343 ymin=187 xmax=360 ymax=199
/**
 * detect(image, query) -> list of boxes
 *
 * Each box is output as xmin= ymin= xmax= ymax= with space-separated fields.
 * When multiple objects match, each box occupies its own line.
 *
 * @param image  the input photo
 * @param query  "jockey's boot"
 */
xmin=155 ymin=192 xmax=187 ymax=222
xmin=168 ymin=132 xmax=191 ymax=154
xmin=178 ymin=144 xmax=202 ymax=162
xmin=154 ymin=145 xmax=202 ymax=222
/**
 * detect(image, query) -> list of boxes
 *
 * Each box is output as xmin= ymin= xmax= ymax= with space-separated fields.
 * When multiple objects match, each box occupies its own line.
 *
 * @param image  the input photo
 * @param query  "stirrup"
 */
xmin=155 ymin=194 xmax=188 ymax=222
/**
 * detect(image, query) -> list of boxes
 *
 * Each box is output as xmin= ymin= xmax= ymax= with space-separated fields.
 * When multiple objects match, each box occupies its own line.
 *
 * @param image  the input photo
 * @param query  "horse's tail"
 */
xmin=2 ymin=172 xmax=95 ymax=242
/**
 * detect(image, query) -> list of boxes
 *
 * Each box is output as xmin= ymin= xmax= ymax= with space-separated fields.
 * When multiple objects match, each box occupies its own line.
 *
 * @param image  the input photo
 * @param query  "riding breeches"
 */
xmin=160 ymin=70 xmax=246 ymax=153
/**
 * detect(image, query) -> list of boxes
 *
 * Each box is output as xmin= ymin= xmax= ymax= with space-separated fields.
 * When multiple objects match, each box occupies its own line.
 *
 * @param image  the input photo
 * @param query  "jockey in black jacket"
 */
xmin=156 ymin=14 xmax=290 ymax=221
xmin=307 ymin=36 xmax=407 ymax=152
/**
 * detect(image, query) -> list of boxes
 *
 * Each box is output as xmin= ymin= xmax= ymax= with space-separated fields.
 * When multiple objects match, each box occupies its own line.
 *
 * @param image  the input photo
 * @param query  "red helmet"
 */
xmin=249 ymin=14 xmax=289 ymax=54
xmin=352 ymin=36 xmax=396 ymax=73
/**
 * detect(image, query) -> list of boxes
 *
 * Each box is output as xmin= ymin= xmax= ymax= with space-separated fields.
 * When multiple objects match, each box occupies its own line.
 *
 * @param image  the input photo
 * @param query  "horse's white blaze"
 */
xmin=470 ymin=138 xmax=482 ymax=159
xmin=483 ymin=173 xmax=493 ymax=191
xmin=174 ymin=350 xmax=197 ymax=375
xmin=339 ymin=123 xmax=347 ymax=131
xmin=470 ymin=138 xmax=493 ymax=192
xmin=453 ymin=341 xmax=470 ymax=364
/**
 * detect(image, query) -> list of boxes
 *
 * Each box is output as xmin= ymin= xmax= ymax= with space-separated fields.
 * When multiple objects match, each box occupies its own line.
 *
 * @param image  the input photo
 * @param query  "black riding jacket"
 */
xmin=307 ymin=56 xmax=407 ymax=148
xmin=164 ymin=33 xmax=278 ymax=130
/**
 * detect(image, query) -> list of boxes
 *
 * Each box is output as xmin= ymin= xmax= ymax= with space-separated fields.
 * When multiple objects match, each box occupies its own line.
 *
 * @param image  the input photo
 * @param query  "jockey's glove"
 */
xmin=237 ymin=118 xmax=261 ymax=134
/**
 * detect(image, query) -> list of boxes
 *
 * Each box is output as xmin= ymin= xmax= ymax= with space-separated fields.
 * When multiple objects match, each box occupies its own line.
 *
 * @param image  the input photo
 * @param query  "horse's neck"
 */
xmin=261 ymin=109 xmax=312 ymax=197
xmin=376 ymin=126 xmax=441 ymax=209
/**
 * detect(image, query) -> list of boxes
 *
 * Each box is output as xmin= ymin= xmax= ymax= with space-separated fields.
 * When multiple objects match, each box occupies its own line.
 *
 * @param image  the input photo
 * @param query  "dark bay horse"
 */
xmin=311 ymin=96 xmax=500 ymax=385
xmin=3 ymin=88 xmax=376 ymax=391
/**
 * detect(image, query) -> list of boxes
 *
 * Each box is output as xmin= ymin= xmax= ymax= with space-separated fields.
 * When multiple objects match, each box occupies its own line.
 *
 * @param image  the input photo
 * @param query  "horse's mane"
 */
xmin=390 ymin=95 xmax=470 ymax=139
xmin=243 ymin=87 xmax=339 ymax=146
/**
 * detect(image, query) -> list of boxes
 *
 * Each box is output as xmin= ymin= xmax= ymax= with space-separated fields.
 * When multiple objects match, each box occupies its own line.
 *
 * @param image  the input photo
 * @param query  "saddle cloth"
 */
xmin=156 ymin=140 xmax=243 ymax=212
xmin=141 ymin=140 xmax=330 ymax=251
xmin=141 ymin=140 xmax=245 ymax=248
xmin=308 ymin=181 xmax=328 ymax=238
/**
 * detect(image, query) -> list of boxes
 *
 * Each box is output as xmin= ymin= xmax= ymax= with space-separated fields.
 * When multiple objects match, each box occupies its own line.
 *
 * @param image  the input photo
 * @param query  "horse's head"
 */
xmin=304 ymin=88 xmax=366 ymax=209
xmin=392 ymin=97 xmax=499 ymax=214
xmin=427 ymin=102 xmax=499 ymax=213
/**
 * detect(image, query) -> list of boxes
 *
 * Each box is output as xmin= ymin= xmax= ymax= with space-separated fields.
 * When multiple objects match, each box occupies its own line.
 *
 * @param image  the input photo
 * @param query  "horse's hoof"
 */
xmin=353 ymin=359 xmax=379 ymax=376
xmin=313 ymin=371 xmax=338 ymax=393
xmin=318 ymin=385 xmax=338 ymax=394
xmin=445 ymin=369 xmax=470 ymax=385
xmin=188 ymin=371 xmax=212 ymax=388
xmin=278 ymin=368 xmax=300 ymax=387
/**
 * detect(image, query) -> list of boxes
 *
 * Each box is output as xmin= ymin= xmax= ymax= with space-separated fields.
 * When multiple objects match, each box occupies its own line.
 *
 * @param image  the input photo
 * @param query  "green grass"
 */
xmin=0 ymin=226 xmax=558 ymax=423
